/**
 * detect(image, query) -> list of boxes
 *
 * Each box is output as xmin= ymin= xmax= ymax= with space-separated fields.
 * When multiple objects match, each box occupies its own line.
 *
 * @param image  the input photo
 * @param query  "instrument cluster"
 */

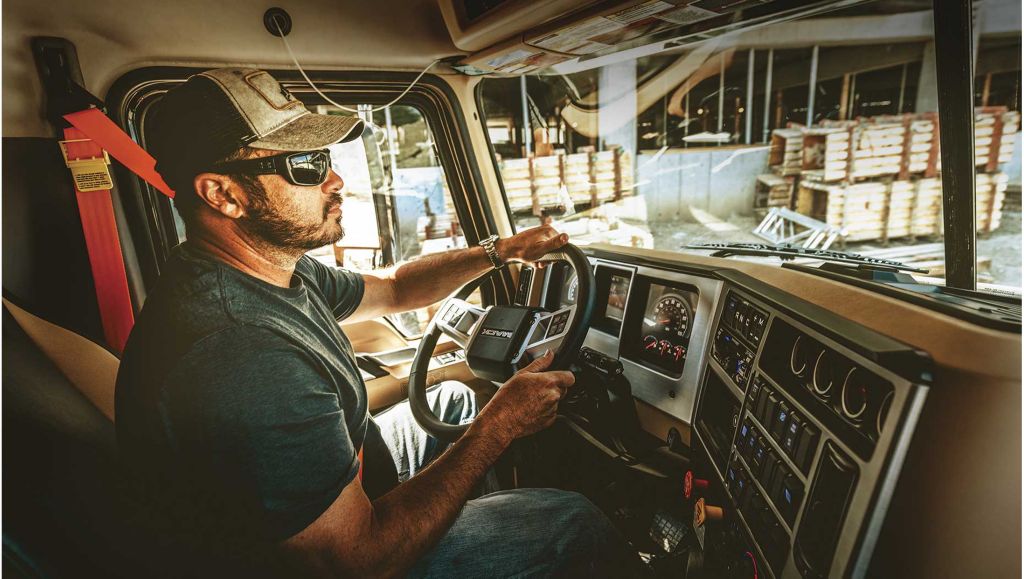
xmin=626 ymin=280 xmax=700 ymax=376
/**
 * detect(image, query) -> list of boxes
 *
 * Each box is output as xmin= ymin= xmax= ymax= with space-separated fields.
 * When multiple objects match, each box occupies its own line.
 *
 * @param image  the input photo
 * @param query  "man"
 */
xmin=115 ymin=68 xmax=639 ymax=577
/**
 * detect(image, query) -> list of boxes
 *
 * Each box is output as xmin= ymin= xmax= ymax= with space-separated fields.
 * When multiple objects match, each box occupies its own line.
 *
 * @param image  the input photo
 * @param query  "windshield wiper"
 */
xmin=684 ymin=242 xmax=930 ymax=274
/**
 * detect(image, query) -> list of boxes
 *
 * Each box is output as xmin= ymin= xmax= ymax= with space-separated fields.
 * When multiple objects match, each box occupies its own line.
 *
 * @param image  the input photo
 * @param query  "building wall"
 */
xmin=637 ymin=145 xmax=770 ymax=223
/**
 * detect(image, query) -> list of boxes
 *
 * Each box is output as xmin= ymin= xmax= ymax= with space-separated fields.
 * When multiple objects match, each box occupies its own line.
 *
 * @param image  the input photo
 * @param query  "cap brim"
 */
xmin=248 ymin=113 xmax=364 ymax=151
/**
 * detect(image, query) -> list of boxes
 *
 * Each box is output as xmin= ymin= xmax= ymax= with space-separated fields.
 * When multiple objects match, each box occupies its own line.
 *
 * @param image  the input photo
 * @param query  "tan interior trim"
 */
xmin=3 ymin=298 xmax=118 ymax=421
xmin=635 ymin=399 xmax=691 ymax=446
xmin=366 ymin=360 xmax=484 ymax=411
xmin=341 ymin=318 xmax=410 ymax=353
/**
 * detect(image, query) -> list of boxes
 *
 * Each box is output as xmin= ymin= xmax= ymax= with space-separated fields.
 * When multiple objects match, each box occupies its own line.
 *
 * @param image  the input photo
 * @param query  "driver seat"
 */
xmin=1 ymin=299 xmax=169 ymax=577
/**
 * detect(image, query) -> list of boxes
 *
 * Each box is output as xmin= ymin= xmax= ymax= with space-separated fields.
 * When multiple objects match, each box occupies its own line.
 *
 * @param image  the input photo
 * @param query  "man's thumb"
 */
xmin=520 ymin=349 xmax=554 ymax=373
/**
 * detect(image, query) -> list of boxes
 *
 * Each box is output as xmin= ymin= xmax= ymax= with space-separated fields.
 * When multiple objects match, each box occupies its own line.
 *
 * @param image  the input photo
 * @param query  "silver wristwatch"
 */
xmin=479 ymin=234 xmax=505 ymax=269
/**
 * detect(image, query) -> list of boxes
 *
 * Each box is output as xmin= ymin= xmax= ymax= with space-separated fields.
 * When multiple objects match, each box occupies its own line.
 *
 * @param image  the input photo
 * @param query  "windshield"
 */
xmin=479 ymin=0 xmax=1022 ymax=293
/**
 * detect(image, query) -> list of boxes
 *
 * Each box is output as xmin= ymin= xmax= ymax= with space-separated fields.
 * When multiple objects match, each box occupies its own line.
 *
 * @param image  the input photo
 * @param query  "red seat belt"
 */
xmin=59 ymin=107 xmax=175 ymax=352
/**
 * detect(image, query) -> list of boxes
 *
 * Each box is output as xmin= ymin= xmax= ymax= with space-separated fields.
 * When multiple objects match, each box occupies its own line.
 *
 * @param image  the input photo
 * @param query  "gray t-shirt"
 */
xmin=115 ymin=243 xmax=398 ymax=551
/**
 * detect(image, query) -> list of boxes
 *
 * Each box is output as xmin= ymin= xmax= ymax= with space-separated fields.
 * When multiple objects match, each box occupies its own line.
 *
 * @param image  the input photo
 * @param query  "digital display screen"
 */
xmin=607 ymin=274 xmax=630 ymax=321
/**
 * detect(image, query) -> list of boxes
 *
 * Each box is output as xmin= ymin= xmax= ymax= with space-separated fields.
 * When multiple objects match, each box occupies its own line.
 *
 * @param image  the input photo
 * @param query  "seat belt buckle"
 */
xmin=59 ymin=138 xmax=113 ymax=192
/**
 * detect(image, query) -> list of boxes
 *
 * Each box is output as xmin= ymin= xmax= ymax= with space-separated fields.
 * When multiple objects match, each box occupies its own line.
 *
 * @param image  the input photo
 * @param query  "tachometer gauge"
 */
xmin=653 ymin=295 xmax=690 ymax=339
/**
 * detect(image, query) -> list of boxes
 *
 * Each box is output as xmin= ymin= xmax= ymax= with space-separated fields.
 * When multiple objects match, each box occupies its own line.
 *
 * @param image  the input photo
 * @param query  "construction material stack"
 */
xmin=768 ymin=107 xmax=1019 ymax=245
xmin=498 ymin=147 xmax=633 ymax=216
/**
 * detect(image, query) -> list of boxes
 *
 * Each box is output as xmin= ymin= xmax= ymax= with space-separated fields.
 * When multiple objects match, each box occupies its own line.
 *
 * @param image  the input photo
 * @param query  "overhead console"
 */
xmin=691 ymin=278 xmax=931 ymax=578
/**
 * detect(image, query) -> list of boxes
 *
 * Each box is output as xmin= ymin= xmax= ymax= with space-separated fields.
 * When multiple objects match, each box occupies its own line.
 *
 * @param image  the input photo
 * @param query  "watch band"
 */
xmin=479 ymin=234 xmax=505 ymax=269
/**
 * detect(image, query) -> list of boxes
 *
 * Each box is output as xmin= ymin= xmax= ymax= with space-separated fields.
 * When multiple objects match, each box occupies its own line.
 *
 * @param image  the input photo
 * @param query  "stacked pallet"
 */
xmin=905 ymin=116 xmax=938 ymax=174
xmin=501 ymin=158 xmax=534 ymax=212
xmin=799 ymin=128 xmax=850 ymax=182
xmin=800 ymin=120 xmax=935 ymax=183
xmin=974 ymin=109 xmax=1020 ymax=169
xmin=753 ymin=173 xmax=795 ymax=217
xmin=796 ymin=172 xmax=1008 ymax=242
xmin=498 ymin=148 xmax=633 ymax=215
xmin=564 ymin=152 xmax=594 ymax=205
xmin=768 ymin=128 xmax=804 ymax=176
xmin=529 ymin=154 xmax=566 ymax=211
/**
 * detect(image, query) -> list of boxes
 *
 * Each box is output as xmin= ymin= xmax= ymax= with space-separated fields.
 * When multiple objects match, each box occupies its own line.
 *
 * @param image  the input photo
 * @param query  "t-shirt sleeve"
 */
xmin=161 ymin=326 xmax=360 ymax=541
xmin=297 ymin=256 xmax=365 ymax=320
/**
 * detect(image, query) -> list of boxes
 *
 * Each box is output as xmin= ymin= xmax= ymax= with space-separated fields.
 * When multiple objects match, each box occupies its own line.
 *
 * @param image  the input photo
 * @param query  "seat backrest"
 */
xmin=3 ymin=298 xmax=118 ymax=420
xmin=2 ymin=305 xmax=132 ymax=577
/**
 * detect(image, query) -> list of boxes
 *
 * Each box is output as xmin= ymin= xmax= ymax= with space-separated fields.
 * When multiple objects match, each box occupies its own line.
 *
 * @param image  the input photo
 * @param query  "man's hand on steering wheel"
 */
xmin=473 ymin=350 xmax=575 ymax=447
xmin=496 ymin=225 xmax=569 ymax=266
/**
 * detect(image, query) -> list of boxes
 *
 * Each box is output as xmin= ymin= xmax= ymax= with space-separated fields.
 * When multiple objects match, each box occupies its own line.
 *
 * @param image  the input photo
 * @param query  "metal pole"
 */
xmin=746 ymin=48 xmax=755 ymax=144
xmin=933 ymin=0 xmax=977 ymax=290
xmin=763 ymin=48 xmax=774 ymax=141
xmin=662 ymin=94 xmax=668 ymax=146
xmin=383 ymin=106 xmax=398 ymax=170
xmin=684 ymin=92 xmax=691 ymax=140
xmin=839 ymin=74 xmax=851 ymax=120
xmin=849 ymin=73 xmax=857 ymax=118
xmin=520 ymin=75 xmax=532 ymax=157
xmin=806 ymin=45 xmax=819 ymax=127
xmin=898 ymin=63 xmax=908 ymax=112
xmin=718 ymin=53 xmax=725 ymax=133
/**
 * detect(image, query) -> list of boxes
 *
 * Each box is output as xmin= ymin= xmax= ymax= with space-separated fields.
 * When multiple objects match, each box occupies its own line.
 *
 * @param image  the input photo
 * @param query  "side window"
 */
xmin=311 ymin=104 xmax=480 ymax=338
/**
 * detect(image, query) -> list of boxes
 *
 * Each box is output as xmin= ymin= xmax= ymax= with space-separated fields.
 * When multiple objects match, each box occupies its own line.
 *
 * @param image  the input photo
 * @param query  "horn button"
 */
xmin=466 ymin=306 xmax=546 ymax=382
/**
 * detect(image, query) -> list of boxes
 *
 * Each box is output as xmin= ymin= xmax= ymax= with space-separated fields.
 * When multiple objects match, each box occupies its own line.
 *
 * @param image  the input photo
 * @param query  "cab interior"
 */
xmin=3 ymin=0 xmax=1022 ymax=577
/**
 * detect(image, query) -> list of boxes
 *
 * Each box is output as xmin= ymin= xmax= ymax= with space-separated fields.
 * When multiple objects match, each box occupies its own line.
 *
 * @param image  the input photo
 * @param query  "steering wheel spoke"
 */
xmin=435 ymin=298 xmax=487 ymax=349
xmin=522 ymin=305 xmax=575 ymax=358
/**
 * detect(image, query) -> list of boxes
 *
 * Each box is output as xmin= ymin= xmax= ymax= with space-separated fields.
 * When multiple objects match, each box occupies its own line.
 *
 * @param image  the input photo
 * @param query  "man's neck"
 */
xmin=187 ymin=227 xmax=301 ymax=288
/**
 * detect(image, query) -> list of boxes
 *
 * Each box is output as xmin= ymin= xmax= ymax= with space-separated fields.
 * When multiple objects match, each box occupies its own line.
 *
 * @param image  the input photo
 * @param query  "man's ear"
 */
xmin=193 ymin=173 xmax=245 ymax=219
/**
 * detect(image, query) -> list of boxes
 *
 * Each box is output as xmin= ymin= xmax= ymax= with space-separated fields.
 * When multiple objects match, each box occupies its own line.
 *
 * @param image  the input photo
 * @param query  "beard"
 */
xmin=237 ymin=178 xmax=344 ymax=251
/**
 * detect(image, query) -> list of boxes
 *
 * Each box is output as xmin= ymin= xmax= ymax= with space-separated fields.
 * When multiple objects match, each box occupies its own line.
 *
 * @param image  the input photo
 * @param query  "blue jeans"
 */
xmin=373 ymin=382 xmax=641 ymax=578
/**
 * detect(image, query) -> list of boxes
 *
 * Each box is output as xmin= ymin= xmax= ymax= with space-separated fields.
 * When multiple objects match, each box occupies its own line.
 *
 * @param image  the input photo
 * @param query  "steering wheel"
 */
xmin=407 ymin=243 xmax=596 ymax=442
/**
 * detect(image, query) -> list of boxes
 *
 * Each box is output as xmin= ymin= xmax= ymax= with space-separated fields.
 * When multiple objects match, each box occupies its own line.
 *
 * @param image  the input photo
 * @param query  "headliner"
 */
xmin=3 ymin=0 xmax=462 ymax=137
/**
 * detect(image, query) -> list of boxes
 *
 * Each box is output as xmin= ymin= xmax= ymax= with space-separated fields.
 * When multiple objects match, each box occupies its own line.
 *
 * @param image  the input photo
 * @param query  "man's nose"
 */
xmin=323 ymin=168 xmax=344 ymax=192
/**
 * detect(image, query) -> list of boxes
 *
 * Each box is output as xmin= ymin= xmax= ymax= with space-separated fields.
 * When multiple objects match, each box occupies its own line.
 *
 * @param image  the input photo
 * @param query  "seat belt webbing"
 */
xmin=61 ymin=127 xmax=135 ymax=352
xmin=58 ymin=107 xmax=176 ymax=352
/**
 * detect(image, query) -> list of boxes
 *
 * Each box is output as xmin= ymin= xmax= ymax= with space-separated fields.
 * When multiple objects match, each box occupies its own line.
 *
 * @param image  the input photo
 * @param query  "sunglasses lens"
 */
xmin=288 ymin=151 xmax=330 ymax=185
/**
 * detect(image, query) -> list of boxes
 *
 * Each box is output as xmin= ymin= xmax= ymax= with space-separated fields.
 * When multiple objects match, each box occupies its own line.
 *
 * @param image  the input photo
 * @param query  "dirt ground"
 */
xmin=976 ymin=210 xmax=1022 ymax=288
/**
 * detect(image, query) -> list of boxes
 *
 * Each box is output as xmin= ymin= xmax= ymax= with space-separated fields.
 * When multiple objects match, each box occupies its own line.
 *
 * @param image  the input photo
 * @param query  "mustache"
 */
xmin=323 ymin=194 xmax=343 ymax=218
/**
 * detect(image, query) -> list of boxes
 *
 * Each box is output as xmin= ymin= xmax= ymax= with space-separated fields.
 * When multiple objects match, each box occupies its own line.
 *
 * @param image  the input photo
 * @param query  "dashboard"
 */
xmin=532 ymin=248 xmax=935 ymax=579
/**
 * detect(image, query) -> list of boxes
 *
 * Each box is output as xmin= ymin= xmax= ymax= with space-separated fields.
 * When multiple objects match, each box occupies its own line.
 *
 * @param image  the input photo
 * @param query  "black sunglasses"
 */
xmin=207 ymin=149 xmax=333 ymax=186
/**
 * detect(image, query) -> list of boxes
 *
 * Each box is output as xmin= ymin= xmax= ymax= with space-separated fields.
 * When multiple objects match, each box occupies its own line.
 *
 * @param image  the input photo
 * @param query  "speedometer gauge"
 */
xmin=654 ymin=295 xmax=690 ymax=339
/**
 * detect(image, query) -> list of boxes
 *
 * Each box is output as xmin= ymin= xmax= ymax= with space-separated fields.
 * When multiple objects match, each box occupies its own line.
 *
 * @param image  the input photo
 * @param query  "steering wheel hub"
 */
xmin=464 ymin=306 xmax=545 ymax=382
